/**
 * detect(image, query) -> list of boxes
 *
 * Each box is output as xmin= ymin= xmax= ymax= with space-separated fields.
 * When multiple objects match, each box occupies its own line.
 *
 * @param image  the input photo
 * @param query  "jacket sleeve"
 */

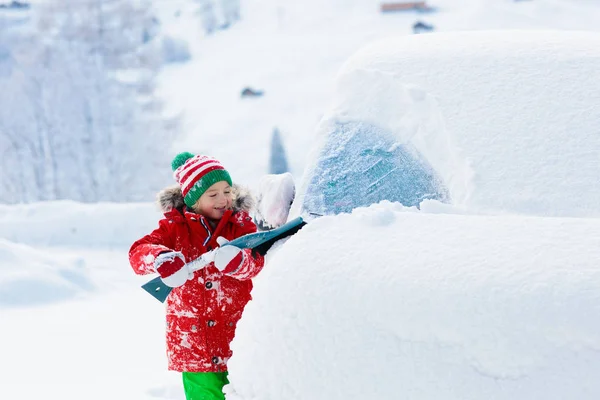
xmin=129 ymin=219 xmax=175 ymax=275
xmin=223 ymin=212 xmax=265 ymax=280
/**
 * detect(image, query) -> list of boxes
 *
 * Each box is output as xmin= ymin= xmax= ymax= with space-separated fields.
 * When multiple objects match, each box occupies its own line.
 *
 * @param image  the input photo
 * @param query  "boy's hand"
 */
xmin=214 ymin=245 xmax=244 ymax=273
xmin=155 ymin=251 xmax=190 ymax=287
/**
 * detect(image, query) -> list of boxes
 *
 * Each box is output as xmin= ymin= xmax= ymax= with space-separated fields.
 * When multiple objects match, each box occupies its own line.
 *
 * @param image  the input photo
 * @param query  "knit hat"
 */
xmin=171 ymin=152 xmax=232 ymax=208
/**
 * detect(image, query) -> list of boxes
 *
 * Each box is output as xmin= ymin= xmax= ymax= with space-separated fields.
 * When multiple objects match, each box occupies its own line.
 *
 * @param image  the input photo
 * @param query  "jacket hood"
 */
xmin=156 ymin=184 xmax=255 ymax=214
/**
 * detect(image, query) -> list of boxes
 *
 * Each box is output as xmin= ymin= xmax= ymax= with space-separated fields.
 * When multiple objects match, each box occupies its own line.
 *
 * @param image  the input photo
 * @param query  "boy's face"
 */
xmin=193 ymin=181 xmax=233 ymax=221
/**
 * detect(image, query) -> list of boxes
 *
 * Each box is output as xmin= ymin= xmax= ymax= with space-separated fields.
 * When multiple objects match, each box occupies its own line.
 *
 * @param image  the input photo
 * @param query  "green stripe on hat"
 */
xmin=183 ymin=169 xmax=233 ymax=208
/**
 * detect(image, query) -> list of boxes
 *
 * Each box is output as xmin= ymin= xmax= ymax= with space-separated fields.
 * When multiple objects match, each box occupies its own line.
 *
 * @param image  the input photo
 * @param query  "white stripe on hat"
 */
xmin=174 ymin=155 xmax=205 ymax=182
xmin=181 ymin=161 xmax=223 ymax=194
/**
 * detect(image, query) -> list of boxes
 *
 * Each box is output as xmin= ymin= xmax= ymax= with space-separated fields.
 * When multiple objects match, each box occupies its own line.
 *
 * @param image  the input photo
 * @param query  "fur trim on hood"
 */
xmin=157 ymin=184 xmax=255 ymax=214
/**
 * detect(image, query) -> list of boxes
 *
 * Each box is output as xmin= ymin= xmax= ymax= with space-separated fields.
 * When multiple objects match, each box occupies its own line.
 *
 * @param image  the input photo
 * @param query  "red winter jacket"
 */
xmin=129 ymin=185 xmax=264 ymax=372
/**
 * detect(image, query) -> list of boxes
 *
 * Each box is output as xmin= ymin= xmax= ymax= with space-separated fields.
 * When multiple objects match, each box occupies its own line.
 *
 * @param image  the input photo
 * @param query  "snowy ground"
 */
xmin=2 ymin=1 xmax=600 ymax=399
xmin=2 ymin=200 xmax=599 ymax=399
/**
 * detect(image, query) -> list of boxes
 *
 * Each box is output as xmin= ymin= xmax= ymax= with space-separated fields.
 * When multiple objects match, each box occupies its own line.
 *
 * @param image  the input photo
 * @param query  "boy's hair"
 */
xmin=172 ymin=152 xmax=232 ymax=208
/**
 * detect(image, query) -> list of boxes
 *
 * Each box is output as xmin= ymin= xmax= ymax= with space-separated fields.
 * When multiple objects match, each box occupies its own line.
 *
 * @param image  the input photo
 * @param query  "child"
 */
xmin=129 ymin=152 xmax=265 ymax=400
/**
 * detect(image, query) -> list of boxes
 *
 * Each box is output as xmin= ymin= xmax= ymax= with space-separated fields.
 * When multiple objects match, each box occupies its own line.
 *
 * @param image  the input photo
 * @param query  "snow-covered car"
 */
xmin=226 ymin=30 xmax=600 ymax=400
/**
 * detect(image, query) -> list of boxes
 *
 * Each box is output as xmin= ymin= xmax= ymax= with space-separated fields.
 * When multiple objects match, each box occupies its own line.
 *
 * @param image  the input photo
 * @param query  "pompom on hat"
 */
xmin=171 ymin=152 xmax=232 ymax=208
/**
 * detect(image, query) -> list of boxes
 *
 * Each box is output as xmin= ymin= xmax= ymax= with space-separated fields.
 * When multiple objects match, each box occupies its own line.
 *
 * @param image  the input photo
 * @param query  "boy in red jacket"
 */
xmin=129 ymin=152 xmax=265 ymax=400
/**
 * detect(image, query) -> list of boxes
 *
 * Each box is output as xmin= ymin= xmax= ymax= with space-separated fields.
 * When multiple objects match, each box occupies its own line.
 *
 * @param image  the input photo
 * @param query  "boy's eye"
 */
xmin=209 ymin=194 xmax=217 ymax=198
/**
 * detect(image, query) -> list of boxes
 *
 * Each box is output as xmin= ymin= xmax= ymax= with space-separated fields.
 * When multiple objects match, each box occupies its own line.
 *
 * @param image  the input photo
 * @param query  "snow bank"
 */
xmin=0 ymin=200 xmax=167 ymax=308
xmin=294 ymin=30 xmax=600 ymax=218
xmin=0 ymin=200 xmax=163 ymax=249
xmin=0 ymin=238 xmax=93 ymax=307
xmin=226 ymin=203 xmax=600 ymax=400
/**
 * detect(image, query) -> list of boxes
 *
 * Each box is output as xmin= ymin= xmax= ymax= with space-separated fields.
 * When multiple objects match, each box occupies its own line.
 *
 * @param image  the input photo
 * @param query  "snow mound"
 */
xmin=0 ymin=200 xmax=162 ymax=249
xmin=226 ymin=204 xmax=600 ymax=400
xmin=0 ymin=239 xmax=93 ymax=307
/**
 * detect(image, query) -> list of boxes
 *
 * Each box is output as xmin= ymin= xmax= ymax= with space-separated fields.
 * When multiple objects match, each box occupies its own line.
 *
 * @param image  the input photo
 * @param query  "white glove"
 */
xmin=154 ymin=251 xmax=190 ymax=288
xmin=214 ymin=245 xmax=244 ymax=273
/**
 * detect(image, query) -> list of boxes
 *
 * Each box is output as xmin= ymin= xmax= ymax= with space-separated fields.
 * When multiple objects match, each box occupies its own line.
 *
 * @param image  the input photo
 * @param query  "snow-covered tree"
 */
xmin=269 ymin=127 xmax=290 ymax=174
xmin=0 ymin=0 xmax=177 ymax=203
xmin=221 ymin=0 xmax=240 ymax=27
xmin=195 ymin=0 xmax=241 ymax=34
xmin=196 ymin=0 xmax=218 ymax=34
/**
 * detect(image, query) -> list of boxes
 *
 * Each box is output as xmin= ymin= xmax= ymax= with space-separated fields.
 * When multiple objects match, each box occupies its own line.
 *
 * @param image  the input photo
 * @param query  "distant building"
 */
xmin=380 ymin=2 xmax=433 ymax=13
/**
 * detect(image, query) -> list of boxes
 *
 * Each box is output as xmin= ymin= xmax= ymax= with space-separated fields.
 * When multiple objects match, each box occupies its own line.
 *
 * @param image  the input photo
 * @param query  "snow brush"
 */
xmin=141 ymin=217 xmax=306 ymax=302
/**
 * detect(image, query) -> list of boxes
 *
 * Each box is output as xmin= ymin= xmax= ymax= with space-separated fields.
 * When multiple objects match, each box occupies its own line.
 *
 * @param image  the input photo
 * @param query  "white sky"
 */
xmin=2 ymin=1 xmax=600 ymax=399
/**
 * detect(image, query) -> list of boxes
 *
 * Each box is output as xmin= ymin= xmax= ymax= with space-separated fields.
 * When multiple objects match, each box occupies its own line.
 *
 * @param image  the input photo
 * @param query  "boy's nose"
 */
xmin=216 ymin=193 xmax=230 ymax=205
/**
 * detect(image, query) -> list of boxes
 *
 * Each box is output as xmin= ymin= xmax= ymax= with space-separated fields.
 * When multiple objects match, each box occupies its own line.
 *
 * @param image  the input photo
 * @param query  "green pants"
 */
xmin=182 ymin=371 xmax=229 ymax=400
